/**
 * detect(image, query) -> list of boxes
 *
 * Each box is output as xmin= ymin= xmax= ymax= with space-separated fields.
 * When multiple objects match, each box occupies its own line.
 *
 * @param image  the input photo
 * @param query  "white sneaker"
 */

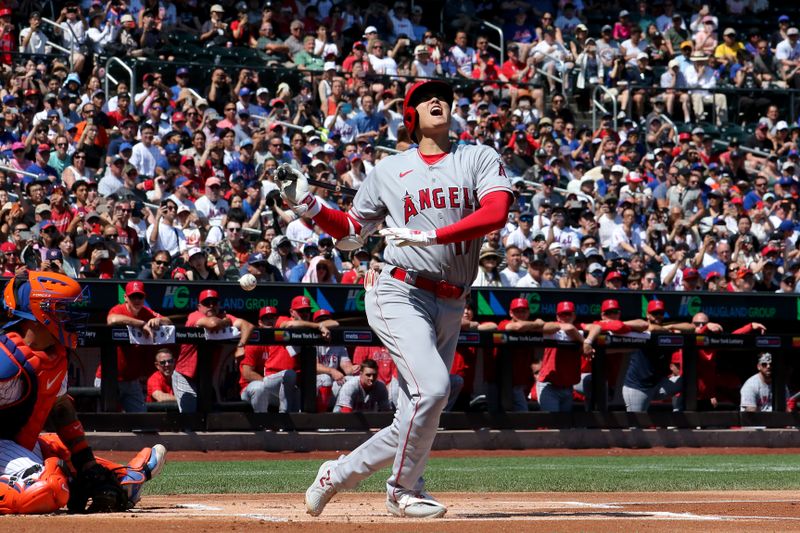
xmin=305 ymin=460 xmax=338 ymax=516
xmin=386 ymin=489 xmax=447 ymax=518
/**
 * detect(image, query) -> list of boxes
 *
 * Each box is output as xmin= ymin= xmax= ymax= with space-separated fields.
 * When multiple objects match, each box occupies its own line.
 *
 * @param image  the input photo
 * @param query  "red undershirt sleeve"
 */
xmin=435 ymin=191 xmax=513 ymax=245
xmin=311 ymin=206 xmax=364 ymax=240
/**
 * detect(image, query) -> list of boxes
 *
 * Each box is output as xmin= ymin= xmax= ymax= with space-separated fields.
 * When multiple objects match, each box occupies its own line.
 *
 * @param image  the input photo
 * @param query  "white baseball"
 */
xmin=238 ymin=273 xmax=257 ymax=291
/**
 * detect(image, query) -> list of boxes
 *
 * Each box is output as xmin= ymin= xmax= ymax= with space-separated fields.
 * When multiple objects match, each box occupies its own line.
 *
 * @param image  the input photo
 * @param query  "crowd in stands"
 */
xmin=1 ymin=0 xmax=800 ymax=295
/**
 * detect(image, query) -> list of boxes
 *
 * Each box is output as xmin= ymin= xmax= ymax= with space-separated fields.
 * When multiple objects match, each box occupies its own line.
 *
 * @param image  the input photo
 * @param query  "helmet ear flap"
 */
xmin=403 ymin=107 xmax=418 ymax=141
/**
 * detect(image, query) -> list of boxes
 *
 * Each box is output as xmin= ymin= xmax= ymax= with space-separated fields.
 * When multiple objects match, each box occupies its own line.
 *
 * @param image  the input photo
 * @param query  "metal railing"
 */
xmin=591 ymin=85 xmax=618 ymax=131
xmin=41 ymin=17 xmax=77 ymax=70
xmin=73 ymin=326 xmax=797 ymax=432
xmin=104 ymin=57 xmax=136 ymax=108
xmin=480 ymin=19 xmax=505 ymax=61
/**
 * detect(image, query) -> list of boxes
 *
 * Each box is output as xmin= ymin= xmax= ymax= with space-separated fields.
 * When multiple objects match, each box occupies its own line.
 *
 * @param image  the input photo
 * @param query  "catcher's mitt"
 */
xmin=67 ymin=462 xmax=128 ymax=513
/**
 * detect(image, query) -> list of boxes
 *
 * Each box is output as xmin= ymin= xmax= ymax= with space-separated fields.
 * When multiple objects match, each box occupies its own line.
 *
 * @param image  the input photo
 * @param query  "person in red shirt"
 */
xmin=535 ymin=301 xmax=601 ymax=412
xmin=573 ymin=299 xmax=649 ymax=409
xmin=342 ymin=41 xmax=370 ymax=73
xmin=48 ymin=185 xmax=73 ymax=236
xmin=175 ymin=289 xmax=254 ymax=413
xmin=146 ymin=348 xmax=176 ymax=403
xmin=496 ymin=298 xmax=553 ymax=412
xmin=240 ymin=299 xmax=330 ymax=412
xmin=97 ymin=281 xmax=172 ymax=412
xmin=670 ymin=314 xmax=766 ymax=409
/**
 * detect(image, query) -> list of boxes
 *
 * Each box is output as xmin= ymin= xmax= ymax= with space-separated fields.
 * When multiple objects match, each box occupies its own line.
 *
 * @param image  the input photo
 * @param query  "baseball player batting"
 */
xmin=0 ymin=271 xmax=166 ymax=514
xmin=280 ymin=79 xmax=512 ymax=518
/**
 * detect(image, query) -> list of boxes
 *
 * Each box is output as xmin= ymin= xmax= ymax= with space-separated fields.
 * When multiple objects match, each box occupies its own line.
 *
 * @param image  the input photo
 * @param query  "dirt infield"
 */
xmin=9 ymin=491 xmax=800 ymax=532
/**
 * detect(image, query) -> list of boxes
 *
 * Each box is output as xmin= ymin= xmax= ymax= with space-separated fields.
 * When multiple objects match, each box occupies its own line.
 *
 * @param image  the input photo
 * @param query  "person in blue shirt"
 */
xmin=288 ymin=241 xmax=320 ymax=282
xmin=353 ymin=94 xmax=384 ymax=142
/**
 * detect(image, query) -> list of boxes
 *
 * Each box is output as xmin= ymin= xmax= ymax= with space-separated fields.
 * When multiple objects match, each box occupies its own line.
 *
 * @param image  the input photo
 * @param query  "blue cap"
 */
xmin=64 ymin=73 xmax=81 ymax=86
xmin=239 ymin=87 xmax=251 ymax=96
xmin=779 ymin=15 xmax=790 ymax=22
xmin=779 ymin=175 xmax=794 ymax=186
xmin=790 ymin=150 xmax=799 ymax=158
xmin=2 ymin=95 xmax=15 ymax=104
xmin=46 ymin=249 xmax=63 ymax=261
xmin=176 ymin=67 xmax=190 ymax=76
xmin=120 ymin=142 xmax=133 ymax=152
xmin=175 ymin=176 xmax=190 ymax=187
xmin=248 ymin=252 xmax=267 ymax=264
xmin=239 ymin=138 xmax=253 ymax=148
xmin=165 ymin=143 xmax=180 ymax=155
xmin=779 ymin=220 xmax=795 ymax=232
xmin=457 ymin=97 xmax=469 ymax=107
xmin=46 ymin=109 xmax=59 ymax=118
xmin=708 ymin=162 xmax=719 ymax=170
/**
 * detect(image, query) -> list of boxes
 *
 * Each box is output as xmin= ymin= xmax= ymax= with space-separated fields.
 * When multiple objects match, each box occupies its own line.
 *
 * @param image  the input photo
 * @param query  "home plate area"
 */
xmin=15 ymin=491 xmax=791 ymax=532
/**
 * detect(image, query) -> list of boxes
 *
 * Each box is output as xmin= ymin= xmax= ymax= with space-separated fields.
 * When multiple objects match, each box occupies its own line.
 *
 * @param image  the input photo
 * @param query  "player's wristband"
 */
xmin=299 ymin=193 xmax=321 ymax=218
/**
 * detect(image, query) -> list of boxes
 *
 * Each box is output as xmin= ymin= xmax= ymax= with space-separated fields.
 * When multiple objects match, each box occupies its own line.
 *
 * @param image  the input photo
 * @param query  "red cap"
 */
xmin=171 ymin=267 xmax=187 ymax=279
xmin=125 ymin=280 xmax=146 ymax=296
xmin=205 ymin=177 xmax=221 ymax=188
xmin=606 ymin=270 xmax=623 ymax=282
xmin=0 ymin=242 xmax=16 ymax=254
xmin=291 ymin=295 xmax=312 ymax=310
xmin=37 ymin=143 xmax=51 ymax=152
xmin=601 ymin=299 xmax=620 ymax=313
xmin=199 ymin=289 xmax=219 ymax=302
xmin=705 ymin=271 xmax=722 ymax=282
xmin=313 ymin=309 xmax=331 ymax=322
xmin=509 ymin=297 xmax=529 ymax=312
xmin=181 ymin=155 xmax=195 ymax=165
xmin=761 ymin=246 xmax=779 ymax=257
xmin=172 ymin=111 xmax=186 ymax=123
xmin=647 ymin=300 xmax=665 ymax=313
xmin=0 ymin=8 xmax=11 ymax=16
xmin=731 ymin=196 xmax=743 ymax=205
xmin=736 ymin=268 xmax=754 ymax=279
xmin=682 ymin=267 xmax=699 ymax=280
xmin=556 ymin=301 xmax=575 ymax=314
xmin=259 ymin=306 xmax=278 ymax=318
xmin=678 ymin=132 xmax=691 ymax=141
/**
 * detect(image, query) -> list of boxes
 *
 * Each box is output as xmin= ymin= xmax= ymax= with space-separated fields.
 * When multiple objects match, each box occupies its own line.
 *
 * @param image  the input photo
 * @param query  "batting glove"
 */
xmin=276 ymin=164 xmax=320 ymax=217
xmin=379 ymin=227 xmax=437 ymax=247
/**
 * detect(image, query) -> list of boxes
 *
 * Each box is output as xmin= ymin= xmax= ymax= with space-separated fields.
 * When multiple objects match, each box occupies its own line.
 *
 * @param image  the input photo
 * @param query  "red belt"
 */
xmin=390 ymin=267 xmax=464 ymax=299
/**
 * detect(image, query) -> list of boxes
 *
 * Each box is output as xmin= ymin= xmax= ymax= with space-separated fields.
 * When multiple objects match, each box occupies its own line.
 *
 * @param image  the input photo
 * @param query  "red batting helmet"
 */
xmin=403 ymin=79 xmax=453 ymax=142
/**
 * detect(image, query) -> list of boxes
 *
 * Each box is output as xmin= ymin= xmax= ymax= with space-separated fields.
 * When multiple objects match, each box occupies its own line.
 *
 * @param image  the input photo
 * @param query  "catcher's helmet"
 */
xmin=3 ymin=271 xmax=86 ymax=349
xmin=402 ymin=79 xmax=453 ymax=141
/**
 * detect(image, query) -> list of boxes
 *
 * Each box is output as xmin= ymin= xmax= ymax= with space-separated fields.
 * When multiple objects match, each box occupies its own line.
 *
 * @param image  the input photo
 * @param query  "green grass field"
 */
xmin=144 ymin=454 xmax=800 ymax=495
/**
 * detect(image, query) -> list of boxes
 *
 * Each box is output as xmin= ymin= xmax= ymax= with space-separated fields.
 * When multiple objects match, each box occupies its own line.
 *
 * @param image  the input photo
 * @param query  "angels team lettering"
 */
xmin=403 ymin=187 xmax=477 ymax=224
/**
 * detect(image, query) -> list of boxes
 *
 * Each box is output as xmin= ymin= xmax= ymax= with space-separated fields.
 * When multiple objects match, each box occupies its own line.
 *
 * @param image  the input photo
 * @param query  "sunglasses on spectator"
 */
xmin=693 ymin=321 xmax=708 ymax=326
xmin=154 ymin=260 xmax=169 ymax=266
xmin=227 ymin=226 xmax=242 ymax=232
xmin=73 ymin=155 xmax=86 ymax=159
xmin=157 ymin=359 xmax=174 ymax=366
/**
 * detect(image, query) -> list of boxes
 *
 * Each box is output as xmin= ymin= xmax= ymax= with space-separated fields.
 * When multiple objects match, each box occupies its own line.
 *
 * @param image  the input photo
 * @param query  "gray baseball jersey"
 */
xmin=349 ymin=144 xmax=512 ymax=286
xmin=334 ymin=378 xmax=391 ymax=412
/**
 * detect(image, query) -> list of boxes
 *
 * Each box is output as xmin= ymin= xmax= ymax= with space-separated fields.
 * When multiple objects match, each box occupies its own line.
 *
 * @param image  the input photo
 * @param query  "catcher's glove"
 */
xmin=67 ymin=462 xmax=128 ymax=513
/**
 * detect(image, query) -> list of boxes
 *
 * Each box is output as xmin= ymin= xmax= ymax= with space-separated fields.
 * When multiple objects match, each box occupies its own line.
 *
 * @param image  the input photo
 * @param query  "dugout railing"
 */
xmin=73 ymin=326 xmax=800 ymax=432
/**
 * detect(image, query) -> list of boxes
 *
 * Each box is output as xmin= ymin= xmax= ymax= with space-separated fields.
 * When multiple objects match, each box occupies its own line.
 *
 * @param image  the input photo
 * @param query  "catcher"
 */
xmin=0 ymin=270 xmax=167 ymax=514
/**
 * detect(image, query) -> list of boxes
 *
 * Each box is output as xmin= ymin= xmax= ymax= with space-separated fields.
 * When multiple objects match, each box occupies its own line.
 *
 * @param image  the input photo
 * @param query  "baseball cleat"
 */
xmin=145 ymin=444 xmax=167 ymax=479
xmin=305 ymin=459 xmax=338 ymax=516
xmin=386 ymin=489 xmax=447 ymax=518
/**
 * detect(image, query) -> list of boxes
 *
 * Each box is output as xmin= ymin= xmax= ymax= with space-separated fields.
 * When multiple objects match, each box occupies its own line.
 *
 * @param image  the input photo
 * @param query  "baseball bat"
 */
xmin=276 ymin=166 xmax=357 ymax=197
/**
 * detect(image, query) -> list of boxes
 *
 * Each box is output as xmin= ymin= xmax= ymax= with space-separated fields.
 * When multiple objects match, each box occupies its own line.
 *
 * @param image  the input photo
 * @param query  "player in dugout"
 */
xmin=0 ymin=270 xmax=166 ymax=514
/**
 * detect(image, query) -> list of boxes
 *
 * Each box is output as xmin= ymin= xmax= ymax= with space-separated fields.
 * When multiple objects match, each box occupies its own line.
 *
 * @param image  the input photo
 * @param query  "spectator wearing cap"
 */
xmin=146 ymin=198 xmax=185 ymax=257
xmin=516 ymin=252 xmax=547 ymax=288
xmin=200 ymin=4 xmax=230 ymax=46
xmin=473 ymin=244 xmax=503 ymax=287
xmin=177 ymin=289 xmax=255 ymax=413
xmin=532 ymin=174 xmax=565 ymax=211
xmin=621 ymin=300 xmax=695 ymax=412
xmin=99 ymin=281 xmax=173 ymax=412
xmin=740 ymin=353 xmax=791 ymax=412
xmin=184 ymin=247 xmax=217 ymax=281
xmin=715 ymin=27 xmax=744 ymax=66
xmin=268 ymin=234 xmax=299 ymax=280
xmin=776 ymin=27 xmax=800 ymax=88
xmin=244 ymin=251 xmax=283 ymax=282
xmin=685 ymin=51 xmax=728 ymax=126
